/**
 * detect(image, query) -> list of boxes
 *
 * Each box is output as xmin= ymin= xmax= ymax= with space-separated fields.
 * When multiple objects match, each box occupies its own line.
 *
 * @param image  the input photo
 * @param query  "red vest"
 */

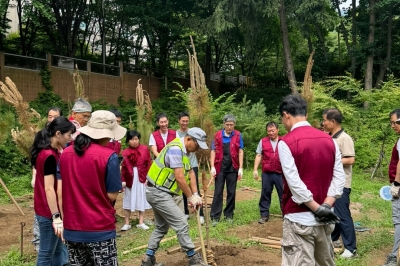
xmin=60 ymin=144 xmax=116 ymax=232
xmin=261 ymin=137 xmax=282 ymax=174
xmin=121 ymin=145 xmax=152 ymax=187
xmin=281 ymin=126 xmax=336 ymax=215
xmin=389 ymin=140 xmax=399 ymax=183
xmin=34 ymin=149 xmax=60 ymax=218
xmin=153 ymin=129 xmax=176 ymax=153
xmin=106 ymin=140 xmax=122 ymax=156
xmin=214 ymin=130 xmax=241 ymax=175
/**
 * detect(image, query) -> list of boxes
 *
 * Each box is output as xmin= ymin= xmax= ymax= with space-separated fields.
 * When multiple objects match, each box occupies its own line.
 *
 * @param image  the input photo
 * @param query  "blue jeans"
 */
xmin=36 ymin=214 xmax=67 ymax=266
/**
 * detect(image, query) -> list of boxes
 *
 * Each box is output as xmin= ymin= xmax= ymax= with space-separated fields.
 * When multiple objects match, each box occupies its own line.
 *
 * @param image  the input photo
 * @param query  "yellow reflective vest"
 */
xmin=147 ymin=138 xmax=191 ymax=195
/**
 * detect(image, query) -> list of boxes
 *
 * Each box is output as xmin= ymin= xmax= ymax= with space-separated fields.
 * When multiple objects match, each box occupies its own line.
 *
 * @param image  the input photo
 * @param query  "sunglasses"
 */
xmin=390 ymin=120 xmax=400 ymax=126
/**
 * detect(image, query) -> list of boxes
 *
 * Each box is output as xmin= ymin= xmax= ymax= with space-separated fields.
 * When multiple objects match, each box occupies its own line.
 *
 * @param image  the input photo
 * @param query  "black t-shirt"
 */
xmin=43 ymin=155 xmax=57 ymax=176
xmin=221 ymin=142 xmax=235 ymax=172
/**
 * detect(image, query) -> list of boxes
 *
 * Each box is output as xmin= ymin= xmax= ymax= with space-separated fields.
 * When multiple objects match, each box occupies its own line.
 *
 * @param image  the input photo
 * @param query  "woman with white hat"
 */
xmin=59 ymin=110 xmax=127 ymax=265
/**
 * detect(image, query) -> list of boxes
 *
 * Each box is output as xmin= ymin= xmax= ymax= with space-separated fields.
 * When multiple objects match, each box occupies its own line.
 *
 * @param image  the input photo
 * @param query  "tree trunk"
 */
xmin=315 ymin=23 xmax=328 ymax=63
xmin=205 ymin=39 xmax=211 ymax=89
xmin=350 ymin=0 xmax=357 ymax=79
xmin=375 ymin=6 xmax=393 ymax=88
xmin=364 ymin=0 xmax=375 ymax=92
xmin=334 ymin=0 xmax=350 ymax=55
xmin=279 ymin=0 xmax=297 ymax=93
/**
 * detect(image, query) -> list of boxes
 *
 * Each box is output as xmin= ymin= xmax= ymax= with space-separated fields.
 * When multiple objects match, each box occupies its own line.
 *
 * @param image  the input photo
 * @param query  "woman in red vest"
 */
xmin=120 ymin=130 xmax=152 ymax=231
xmin=30 ymin=117 xmax=75 ymax=265
xmin=59 ymin=110 xmax=126 ymax=265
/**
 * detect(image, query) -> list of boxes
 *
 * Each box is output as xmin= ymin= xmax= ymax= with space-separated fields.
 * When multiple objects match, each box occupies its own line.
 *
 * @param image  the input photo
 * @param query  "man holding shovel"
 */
xmin=142 ymin=128 xmax=209 ymax=266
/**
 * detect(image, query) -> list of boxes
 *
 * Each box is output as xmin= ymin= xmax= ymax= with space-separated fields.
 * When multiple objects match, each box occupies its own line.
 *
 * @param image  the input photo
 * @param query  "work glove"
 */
xmin=52 ymin=217 xmax=64 ymax=241
xmin=122 ymin=182 xmax=126 ymax=188
xmin=391 ymin=182 xmax=400 ymax=198
xmin=210 ymin=167 xmax=216 ymax=177
xmin=188 ymin=193 xmax=203 ymax=209
xmin=238 ymin=168 xmax=243 ymax=180
xmin=253 ymin=170 xmax=259 ymax=180
xmin=313 ymin=203 xmax=340 ymax=224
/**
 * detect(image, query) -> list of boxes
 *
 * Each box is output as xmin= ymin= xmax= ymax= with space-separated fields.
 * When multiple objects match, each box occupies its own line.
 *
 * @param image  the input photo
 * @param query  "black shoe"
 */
xmin=188 ymin=253 xmax=208 ymax=266
xmin=258 ymin=216 xmax=269 ymax=224
xmin=141 ymin=255 xmax=164 ymax=266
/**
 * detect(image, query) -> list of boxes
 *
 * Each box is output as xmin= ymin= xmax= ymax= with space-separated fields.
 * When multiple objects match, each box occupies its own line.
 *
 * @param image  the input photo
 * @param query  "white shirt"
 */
xmin=149 ymin=131 xmax=176 ymax=146
xmin=278 ymin=121 xmax=346 ymax=226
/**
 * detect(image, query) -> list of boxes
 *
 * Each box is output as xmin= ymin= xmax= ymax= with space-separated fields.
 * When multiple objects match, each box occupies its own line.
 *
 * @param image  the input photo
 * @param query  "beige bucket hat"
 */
xmin=78 ymin=110 xmax=126 ymax=140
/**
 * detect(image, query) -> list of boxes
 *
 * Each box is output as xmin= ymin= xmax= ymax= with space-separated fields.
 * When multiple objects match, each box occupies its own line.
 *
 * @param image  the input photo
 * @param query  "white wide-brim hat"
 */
xmin=78 ymin=110 xmax=127 ymax=140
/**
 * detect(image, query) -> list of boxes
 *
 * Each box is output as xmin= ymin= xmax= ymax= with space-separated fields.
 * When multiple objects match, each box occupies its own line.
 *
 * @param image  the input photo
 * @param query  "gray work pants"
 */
xmin=146 ymin=187 xmax=195 ymax=252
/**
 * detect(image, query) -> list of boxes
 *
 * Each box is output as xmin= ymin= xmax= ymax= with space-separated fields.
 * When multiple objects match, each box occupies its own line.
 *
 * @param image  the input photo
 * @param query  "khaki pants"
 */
xmin=281 ymin=219 xmax=335 ymax=266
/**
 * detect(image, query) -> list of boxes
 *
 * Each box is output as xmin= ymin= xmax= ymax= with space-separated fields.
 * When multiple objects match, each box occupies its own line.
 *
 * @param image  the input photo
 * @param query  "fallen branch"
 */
xmin=122 ymin=236 xmax=177 ymax=255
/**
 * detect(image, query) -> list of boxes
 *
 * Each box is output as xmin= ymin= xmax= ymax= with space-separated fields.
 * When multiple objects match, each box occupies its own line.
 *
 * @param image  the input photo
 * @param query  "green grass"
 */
xmin=0 ymin=173 xmax=32 ymax=204
xmin=0 ymin=169 xmax=396 ymax=265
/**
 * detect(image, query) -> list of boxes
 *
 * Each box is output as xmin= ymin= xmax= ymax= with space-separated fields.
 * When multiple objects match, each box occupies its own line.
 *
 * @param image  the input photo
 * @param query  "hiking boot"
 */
xmin=383 ymin=255 xmax=397 ymax=266
xmin=340 ymin=249 xmax=356 ymax=258
xmin=258 ymin=216 xmax=269 ymax=224
xmin=141 ymin=255 xmax=164 ymax=266
xmin=332 ymin=239 xmax=342 ymax=248
xmin=188 ymin=253 xmax=208 ymax=266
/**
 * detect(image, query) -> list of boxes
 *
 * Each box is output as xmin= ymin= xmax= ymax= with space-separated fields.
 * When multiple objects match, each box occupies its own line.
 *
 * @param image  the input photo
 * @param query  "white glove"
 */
xmin=122 ymin=182 xmax=126 ymax=188
xmin=52 ymin=217 xmax=64 ymax=240
xmin=210 ymin=167 xmax=216 ymax=177
xmin=391 ymin=183 xmax=400 ymax=198
xmin=253 ymin=170 xmax=259 ymax=180
xmin=238 ymin=168 xmax=243 ymax=180
xmin=188 ymin=193 xmax=203 ymax=209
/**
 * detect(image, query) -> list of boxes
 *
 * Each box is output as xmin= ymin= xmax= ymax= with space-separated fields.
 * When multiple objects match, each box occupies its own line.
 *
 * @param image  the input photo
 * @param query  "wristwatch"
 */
xmin=52 ymin=212 xmax=60 ymax=219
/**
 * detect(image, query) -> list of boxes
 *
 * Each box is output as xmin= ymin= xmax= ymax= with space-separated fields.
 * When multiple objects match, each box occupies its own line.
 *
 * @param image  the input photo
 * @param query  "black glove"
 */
xmin=313 ymin=203 xmax=340 ymax=224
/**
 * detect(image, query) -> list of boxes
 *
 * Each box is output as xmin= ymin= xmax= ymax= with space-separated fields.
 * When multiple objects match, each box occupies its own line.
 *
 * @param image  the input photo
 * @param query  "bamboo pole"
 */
xmin=0 ymin=178 xmax=24 ymax=216
xmin=122 ymin=236 xmax=177 ymax=255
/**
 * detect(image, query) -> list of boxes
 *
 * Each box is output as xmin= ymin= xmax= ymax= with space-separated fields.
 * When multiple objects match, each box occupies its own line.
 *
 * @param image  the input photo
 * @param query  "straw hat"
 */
xmin=78 ymin=110 xmax=126 ymax=140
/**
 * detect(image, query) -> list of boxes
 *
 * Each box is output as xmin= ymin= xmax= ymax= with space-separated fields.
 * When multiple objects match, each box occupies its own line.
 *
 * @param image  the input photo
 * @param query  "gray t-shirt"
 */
xmin=256 ymin=139 xmax=278 ymax=154
xmin=176 ymin=130 xmax=198 ymax=167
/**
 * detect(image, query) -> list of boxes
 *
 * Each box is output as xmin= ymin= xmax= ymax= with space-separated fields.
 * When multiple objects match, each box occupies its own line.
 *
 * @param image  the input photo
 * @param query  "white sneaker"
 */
xmin=120 ymin=224 xmax=131 ymax=231
xmin=340 ymin=249 xmax=356 ymax=258
xmin=136 ymin=223 xmax=150 ymax=230
xmin=200 ymin=216 xmax=205 ymax=225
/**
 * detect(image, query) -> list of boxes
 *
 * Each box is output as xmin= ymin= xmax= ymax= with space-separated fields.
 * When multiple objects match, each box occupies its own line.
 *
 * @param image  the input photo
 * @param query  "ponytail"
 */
xmin=30 ymin=128 xmax=52 ymax=166
xmin=74 ymin=134 xmax=93 ymax=156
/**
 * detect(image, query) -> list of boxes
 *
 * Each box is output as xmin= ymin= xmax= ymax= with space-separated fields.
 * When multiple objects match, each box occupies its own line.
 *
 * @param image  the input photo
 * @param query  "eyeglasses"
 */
xmin=390 ymin=120 xmax=400 ymax=126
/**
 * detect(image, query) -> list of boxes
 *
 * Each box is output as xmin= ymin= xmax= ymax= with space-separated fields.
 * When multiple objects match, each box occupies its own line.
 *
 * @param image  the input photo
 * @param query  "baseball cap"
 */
xmin=188 ymin=127 xmax=208 ymax=149
xmin=78 ymin=110 xmax=127 ymax=140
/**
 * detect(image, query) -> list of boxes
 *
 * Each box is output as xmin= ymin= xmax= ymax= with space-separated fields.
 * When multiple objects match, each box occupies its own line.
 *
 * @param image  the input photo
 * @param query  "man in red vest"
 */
xmin=384 ymin=109 xmax=400 ymax=266
xmin=210 ymin=114 xmax=244 ymax=226
xmin=322 ymin=108 xmax=357 ymax=259
xmin=253 ymin=121 xmax=283 ymax=224
xmin=278 ymin=95 xmax=344 ymax=266
xmin=149 ymin=113 xmax=176 ymax=157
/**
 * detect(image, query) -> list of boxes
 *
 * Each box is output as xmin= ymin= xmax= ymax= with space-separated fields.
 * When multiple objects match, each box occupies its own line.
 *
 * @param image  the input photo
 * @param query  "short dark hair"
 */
xmin=126 ymin=130 xmax=141 ymax=143
xmin=266 ymin=121 xmax=278 ymax=129
xmin=390 ymin=109 xmax=400 ymax=120
xmin=156 ymin=113 xmax=168 ymax=122
xmin=47 ymin=107 xmax=62 ymax=117
xmin=323 ymin=108 xmax=343 ymax=124
xmin=178 ymin=111 xmax=190 ymax=120
xmin=279 ymin=94 xmax=307 ymax=117
xmin=109 ymin=109 xmax=122 ymax=118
